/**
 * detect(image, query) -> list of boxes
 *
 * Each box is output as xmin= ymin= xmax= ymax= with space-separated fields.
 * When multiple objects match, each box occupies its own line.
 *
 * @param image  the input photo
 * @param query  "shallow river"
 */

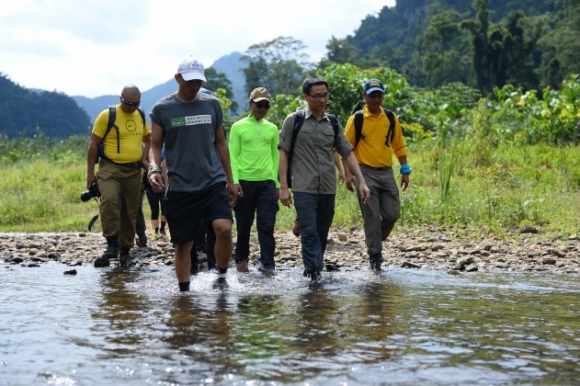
xmin=1 ymin=263 xmax=579 ymax=385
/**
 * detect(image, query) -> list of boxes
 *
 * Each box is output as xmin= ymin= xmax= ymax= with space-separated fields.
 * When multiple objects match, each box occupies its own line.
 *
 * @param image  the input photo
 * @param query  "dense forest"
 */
xmin=0 ymin=73 xmax=91 ymax=138
xmin=322 ymin=0 xmax=579 ymax=92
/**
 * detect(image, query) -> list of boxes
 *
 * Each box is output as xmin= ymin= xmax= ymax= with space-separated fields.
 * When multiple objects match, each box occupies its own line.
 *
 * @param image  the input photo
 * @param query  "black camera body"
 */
xmin=81 ymin=183 xmax=101 ymax=202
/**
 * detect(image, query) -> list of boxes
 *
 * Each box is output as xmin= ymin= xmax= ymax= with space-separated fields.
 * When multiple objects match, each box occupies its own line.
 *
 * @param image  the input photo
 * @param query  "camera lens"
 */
xmin=80 ymin=191 xmax=92 ymax=202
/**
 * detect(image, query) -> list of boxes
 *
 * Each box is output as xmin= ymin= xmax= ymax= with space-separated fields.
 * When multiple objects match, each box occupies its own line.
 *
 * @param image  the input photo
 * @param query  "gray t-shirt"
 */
xmin=150 ymin=93 xmax=225 ymax=192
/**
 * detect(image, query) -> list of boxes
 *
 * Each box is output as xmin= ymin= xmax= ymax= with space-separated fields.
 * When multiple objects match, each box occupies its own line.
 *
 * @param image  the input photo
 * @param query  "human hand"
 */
xmin=86 ymin=174 xmax=97 ymax=190
xmin=345 ymin=175 xmax=355 ymax=192
xmin=279 ymin=187 xmax=293 ymax=207
xmin=359 ymin=182 xmax=371 ymax=204
xmin=401 ymin=175 xmax=409 ymax=191
xmin=227 ymin=183 xmax=238 ymax=206
xmin=235 ymin=183 xmax=244 ymax=197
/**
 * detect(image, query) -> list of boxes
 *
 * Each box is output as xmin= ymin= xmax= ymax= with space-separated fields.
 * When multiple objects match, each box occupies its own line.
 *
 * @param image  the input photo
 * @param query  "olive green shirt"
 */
xmin=279 ymin=108 xmax=352 ymax=194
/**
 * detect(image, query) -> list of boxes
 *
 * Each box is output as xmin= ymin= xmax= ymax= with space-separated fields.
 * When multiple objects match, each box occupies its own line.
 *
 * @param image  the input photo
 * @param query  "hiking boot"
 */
xmin=94 ymin=236 xmax=119 ymax=267
xmin=292 ymin=220 xmax=301 ymax=237
xmin=369 ymin=253 xmax=383 ymax=271
xmin=136 ymin=232 xmax=147 ymax=248
xmin=212 ymin=275 xmax=228 ymax=290
xmin=304 ymin=270 xmax=322 ymax=282
xmin=236 ymin=260 xmax=249 ymax=273
xmin=259 ymin=267 xmax=275 ymax=276
xmin=119 ymin=247 xmax=135 ymax=267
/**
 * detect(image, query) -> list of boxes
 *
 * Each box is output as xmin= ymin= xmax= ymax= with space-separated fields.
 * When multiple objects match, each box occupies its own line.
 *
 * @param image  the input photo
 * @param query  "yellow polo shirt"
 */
xmin=344 ymin=105 xmax=406 ymax=167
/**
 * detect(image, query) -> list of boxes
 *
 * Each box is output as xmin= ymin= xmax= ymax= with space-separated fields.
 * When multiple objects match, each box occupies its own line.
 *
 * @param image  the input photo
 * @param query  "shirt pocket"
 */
xmin=320 ymin=130 xmax=336 ymax=150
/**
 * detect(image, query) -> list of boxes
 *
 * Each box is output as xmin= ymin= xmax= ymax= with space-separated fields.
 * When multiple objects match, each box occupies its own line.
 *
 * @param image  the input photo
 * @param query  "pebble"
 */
xmin=0 ymin=228 xmax=578 ymax=274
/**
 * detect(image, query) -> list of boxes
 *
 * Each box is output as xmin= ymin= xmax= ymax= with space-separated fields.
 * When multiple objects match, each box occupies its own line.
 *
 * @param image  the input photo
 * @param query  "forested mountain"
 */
xmin=73 ymin=60 xmax=242 ymax=124
xmin=322 ymin=0 xmax=578 ymax=92
xmin=0 ymin=73 xmax=91 ymax=138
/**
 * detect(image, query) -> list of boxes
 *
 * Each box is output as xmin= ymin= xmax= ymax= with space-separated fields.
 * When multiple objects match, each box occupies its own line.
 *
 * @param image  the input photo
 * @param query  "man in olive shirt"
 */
xmin=229 ymin=87 xmax=279 ymax=274
xmin=278 ymin=76 xmax=370 ymax=282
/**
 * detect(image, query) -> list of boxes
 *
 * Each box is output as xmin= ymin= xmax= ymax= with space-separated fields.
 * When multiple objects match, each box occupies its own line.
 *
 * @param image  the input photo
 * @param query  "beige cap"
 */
xmin=249 ymin=87 xmax=272 ymax=102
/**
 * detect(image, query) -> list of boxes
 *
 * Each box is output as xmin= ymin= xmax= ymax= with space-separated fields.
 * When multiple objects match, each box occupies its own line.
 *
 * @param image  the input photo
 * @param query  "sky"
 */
xmin=0 ymin=0 xmax=396 ymax=98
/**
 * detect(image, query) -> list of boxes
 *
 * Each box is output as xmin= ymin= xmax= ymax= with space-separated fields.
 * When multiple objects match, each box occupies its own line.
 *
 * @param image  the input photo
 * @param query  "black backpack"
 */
xmin=351 ymin=101 xmax=396 ymax=149
xmin=96 ymin=106 xmax=146 ymax=163
xmin=286 ymin=109 xmax=340 ymax=189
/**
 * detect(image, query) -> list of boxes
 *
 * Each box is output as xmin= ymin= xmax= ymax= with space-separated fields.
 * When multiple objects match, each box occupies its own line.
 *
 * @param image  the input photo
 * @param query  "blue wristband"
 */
xmin=400 ymin=164 xmax=412 ymax=175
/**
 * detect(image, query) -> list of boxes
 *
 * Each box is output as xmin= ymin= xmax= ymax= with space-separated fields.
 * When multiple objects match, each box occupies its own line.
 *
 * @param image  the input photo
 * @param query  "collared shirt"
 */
xmin=279 ymin=107 xmax=352 ymax=194
xmin=92 ymin=105 xmax=150 ymax=163
xmin=344 ymin=105 xmax=406 ymax=168
xmin=229 ymin=114 xmax=279 ymax=187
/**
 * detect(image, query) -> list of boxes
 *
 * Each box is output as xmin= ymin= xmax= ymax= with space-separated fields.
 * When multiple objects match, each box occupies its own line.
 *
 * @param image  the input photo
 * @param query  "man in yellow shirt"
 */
xmin=87 ymin=85 xmax=151 ymax=268
xmin=344 ymin=79 xmax=411 ymax=271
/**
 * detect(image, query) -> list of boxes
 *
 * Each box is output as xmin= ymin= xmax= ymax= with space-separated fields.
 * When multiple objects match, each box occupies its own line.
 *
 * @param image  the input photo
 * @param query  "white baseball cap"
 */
xmin=177 ymin=56 xmax=206 ymax=82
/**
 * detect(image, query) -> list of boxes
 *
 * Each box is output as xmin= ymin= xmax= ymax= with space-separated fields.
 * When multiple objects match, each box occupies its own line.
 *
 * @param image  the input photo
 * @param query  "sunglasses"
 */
xmin=121 ymin=97 xmax=140 ymax=107
xmin=253 ymin=101 xmax=270 ymax=109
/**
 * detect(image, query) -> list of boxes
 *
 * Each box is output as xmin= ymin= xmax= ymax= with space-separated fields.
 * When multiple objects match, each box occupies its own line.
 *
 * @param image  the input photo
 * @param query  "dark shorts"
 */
xmin=164 ymin=183 xmax=233 ymax=245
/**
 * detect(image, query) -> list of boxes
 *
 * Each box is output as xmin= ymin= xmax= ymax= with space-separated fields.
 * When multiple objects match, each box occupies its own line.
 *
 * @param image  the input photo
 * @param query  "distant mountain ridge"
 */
xmin=73 ymin=52 xmax=248 ymax=124
xmin=0 ymin=73 xmax=91 ymax=138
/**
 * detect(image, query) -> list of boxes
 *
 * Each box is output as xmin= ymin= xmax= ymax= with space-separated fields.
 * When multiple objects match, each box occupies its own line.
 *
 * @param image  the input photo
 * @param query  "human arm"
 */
xmin=397 ymin=155 xmax=410 ymax=191
xmin=272 ymin=124 xmax=280 ymax=198
xmin=344 ymin=153 xmax=370 ymax=204
xmin=334 ymin=151 xmax=345 ymax=185
xmin=86 ymin=134 xmax=102 ymax=189
xmin=342 ymin=157 xmax=355 ymax=192
xmin=278 ymin=148 xmax=292 ymax=207
xmin=228 ymin=123 xmax=243 ymax=198
xmin=148 ymin=120 xmax=165 ymax=190
xmin=141 ymin=133 xmax=151 ymax=171
xmin=215 ymin=124 xmax=237 ymax=206
xmin=342 ymin=115 xmax=356 ymax=192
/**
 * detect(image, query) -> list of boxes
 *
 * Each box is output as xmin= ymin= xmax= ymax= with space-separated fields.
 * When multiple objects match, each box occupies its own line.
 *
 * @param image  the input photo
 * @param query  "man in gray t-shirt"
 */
xmin=148 ymin=56 xmax=237 ymax=292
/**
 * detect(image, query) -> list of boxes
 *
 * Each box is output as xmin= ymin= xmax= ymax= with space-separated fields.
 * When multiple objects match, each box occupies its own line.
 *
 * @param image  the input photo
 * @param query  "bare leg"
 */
xmin=212 ymin=219 xmax=232 ymax=270
xmin=175 ymin=241 xmax=193 ymax=283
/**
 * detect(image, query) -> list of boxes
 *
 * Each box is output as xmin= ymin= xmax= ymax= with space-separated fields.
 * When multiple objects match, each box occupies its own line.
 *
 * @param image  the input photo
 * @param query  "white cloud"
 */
xmin=0 ymin=0 xmax=395 ymax=97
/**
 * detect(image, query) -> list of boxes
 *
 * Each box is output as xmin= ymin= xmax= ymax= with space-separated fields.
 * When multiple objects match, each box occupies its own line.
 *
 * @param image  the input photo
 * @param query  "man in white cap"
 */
xmin=229 ymin=87 xmax=279 ymax=274
xmin=148 ymin=56 xmax=237 ymax=291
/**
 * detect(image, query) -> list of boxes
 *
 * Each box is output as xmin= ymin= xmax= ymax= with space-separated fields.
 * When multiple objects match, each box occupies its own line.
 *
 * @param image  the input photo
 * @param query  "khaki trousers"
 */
xmin=356 ymin=165 xmax=400 ymax=256
xmin=97 ymin=160 xmax=142 ymax=249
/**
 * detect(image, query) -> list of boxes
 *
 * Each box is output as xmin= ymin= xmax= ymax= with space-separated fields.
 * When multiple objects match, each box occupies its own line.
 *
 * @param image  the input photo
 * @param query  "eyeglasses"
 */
xmin=253 ymin=101 xmax=271 ymax=109
xmin=121 ymin=97 xmax=140 ymax=107
xmin=308 ymin=93 xmax=330 ymax=101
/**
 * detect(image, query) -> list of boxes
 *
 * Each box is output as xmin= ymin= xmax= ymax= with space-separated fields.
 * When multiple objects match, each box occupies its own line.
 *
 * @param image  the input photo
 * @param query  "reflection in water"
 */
xmin=1 ymin=265 xmax=580 ymax=385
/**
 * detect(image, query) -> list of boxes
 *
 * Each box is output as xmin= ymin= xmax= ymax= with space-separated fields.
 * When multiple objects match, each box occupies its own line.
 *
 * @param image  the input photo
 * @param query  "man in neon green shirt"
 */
xmin=229 ymin=87 xmax=279 ymax=273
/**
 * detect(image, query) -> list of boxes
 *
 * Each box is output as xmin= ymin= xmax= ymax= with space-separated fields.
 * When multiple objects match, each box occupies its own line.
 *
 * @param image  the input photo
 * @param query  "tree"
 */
xmin=421 ymin=7 xmax=463 ymax=86
xmin=462 ymin=0 xmax=492 ymax=93
xmin=204 ymin=67 xmax=237 ymax=112
xmin=241 ymin=36 xmax=311 ymax=96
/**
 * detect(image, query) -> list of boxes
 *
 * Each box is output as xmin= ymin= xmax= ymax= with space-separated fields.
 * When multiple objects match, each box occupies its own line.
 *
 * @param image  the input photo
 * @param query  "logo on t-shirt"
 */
xmin=171 ymin=115 xmax=212 ymax=127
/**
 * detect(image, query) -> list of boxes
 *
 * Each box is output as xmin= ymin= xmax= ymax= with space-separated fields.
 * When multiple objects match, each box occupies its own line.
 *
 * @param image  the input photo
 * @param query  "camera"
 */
xmin=80 ymin=183 xmax=101 ymax=202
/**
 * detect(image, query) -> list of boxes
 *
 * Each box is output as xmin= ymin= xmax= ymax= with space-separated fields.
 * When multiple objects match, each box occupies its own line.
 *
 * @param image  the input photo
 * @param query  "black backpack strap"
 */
xmin=286 ymin=109 xmax=305 ymax=189
xmin=104 ymin=106 xmax=120 ymax=154
xmin=384 ymin=108 xmax=395 ymax=148
xmin=353 ymin=111 xmax=365 ymax=149
xmin=327 ymin=113 xmax=340 ymax=148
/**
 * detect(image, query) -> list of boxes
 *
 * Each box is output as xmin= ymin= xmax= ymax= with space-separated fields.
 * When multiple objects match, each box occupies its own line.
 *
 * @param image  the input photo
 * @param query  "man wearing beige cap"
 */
xmin=148 ymin=56 xmax=237 ymax=291
xmin=229 ymin=87 xmax=279 ymax=274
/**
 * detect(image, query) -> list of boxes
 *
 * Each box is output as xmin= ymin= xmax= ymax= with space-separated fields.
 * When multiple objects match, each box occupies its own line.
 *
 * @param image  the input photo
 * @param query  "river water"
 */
xmin=1 ymin=263 xmax=579 ymax=385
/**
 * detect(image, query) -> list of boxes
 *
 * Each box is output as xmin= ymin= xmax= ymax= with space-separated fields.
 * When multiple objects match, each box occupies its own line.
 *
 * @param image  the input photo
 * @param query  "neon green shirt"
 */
xmin=229 ymin=114 xmax=280 ymax=187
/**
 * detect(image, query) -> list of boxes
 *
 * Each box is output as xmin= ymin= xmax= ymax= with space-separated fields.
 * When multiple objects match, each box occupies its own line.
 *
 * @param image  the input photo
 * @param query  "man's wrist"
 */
xmin=148 ymin=164 xmax=162 ymax=178
xmin=400 ymin=164 xmax=412 ymax=175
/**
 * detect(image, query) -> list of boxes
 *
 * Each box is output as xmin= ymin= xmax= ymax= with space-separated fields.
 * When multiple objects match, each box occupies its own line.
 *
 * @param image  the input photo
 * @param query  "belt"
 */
xmin=360 ymin=164 xmax=391 ymax=171
xmin=101 ymin=157 xmax=142 ymax=169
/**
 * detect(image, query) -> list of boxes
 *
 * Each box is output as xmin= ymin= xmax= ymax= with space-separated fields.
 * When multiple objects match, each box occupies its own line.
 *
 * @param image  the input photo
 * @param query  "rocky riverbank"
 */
xmin=2 ymin=227 xmax=580 ymax=274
